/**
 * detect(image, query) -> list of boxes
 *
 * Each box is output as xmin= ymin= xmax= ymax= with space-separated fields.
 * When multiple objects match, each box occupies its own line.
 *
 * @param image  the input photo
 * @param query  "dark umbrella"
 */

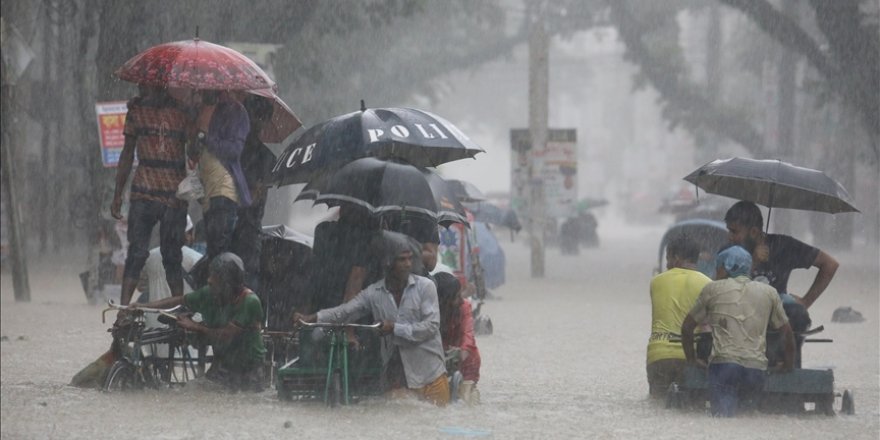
xmin=464 ymin=201 xmax=522 ymax=232
xmin=685 ymin=157 xmax=858 ymax=231
xmin=685 ymin=157 xmax=858 ymax=214
xmin=295 ymin=157 xmax=440 ymax=219
xmin=422 ymin=170 xmax=469 ymax=226
xmin=271 ymin=104 xmax=484 ymax=185
xmin=447 ymin=179 xmax=486 ymax=203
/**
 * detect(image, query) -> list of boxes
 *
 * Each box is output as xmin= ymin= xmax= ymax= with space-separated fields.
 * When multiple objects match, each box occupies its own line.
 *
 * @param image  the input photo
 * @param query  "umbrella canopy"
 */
xmin=422 ymin=170 xmax=469 ymax=226
xmin=271 ymin=106 xmax=484 ymax=185
xmin=115 ymin=38 xmax=275 ymax=90
xmin=464 ymin=201 xmax=522 ymax=231
xmin=260 ymin=224 xmax=313 ymax=248
xmin=246 ymin=88 xmax=302 ymax=144
xmin=447 ymin=179 xmax=486 ymax=202
xmin=295 ymin=157 xmax=439 ymax=219
xmin=684 ymin=157 xmax=859 ymax=214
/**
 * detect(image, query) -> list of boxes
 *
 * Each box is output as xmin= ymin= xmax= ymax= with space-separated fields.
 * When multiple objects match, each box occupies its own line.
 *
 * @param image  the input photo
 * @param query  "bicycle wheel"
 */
xmin=103 ymin=360 xmax=138 ymax=392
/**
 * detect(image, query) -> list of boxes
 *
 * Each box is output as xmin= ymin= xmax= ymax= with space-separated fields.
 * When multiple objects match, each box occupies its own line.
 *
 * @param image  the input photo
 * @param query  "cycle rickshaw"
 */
xmin=101 ymin=301 xmax=206 ymax=391
xmin=276 ymin=321 xmax=384 ymax=406
xmin=655 ymin=222 xmax=855 ymax=415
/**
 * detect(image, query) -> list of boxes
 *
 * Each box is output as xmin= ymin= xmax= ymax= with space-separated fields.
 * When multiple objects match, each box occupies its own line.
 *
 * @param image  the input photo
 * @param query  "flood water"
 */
xmin=2 ymin=224 xmax=878 ymax=439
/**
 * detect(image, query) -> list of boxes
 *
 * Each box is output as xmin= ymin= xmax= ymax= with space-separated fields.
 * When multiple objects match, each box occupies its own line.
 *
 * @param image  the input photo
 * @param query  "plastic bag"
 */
xmin=176 ymin=166 xmax=204 ymax=201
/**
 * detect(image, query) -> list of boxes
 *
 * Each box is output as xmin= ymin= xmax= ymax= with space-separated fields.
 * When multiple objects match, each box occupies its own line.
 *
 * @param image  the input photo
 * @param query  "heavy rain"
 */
xmin=1 ymin=0 xmax=878 ymax=438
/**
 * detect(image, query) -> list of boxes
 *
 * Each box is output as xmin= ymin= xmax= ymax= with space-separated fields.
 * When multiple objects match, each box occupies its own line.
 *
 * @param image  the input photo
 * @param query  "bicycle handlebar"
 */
xmin=297 ymin=320 xmax=382 ymax=330
xmin=102 ymin=300 xmax=183 ymax=324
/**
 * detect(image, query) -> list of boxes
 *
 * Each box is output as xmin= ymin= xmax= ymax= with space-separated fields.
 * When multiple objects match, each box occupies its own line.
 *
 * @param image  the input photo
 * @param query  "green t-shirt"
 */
xmin=184 ymin=287 xmax=266 ymax=372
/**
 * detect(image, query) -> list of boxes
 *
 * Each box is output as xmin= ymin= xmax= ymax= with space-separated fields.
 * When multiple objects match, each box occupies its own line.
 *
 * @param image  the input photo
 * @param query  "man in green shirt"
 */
xmin=132 ymin=252 xmax=266 ymax=391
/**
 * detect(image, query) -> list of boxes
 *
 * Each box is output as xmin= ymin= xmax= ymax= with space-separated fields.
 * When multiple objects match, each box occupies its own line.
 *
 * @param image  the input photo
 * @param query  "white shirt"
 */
xmin=142 ymin=246 xmax=202 ymax=328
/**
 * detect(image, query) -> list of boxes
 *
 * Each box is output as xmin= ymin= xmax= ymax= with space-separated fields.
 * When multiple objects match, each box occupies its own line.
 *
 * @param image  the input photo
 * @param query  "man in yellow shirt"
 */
xmin=646 ymin=236 xmax=711 ymax=397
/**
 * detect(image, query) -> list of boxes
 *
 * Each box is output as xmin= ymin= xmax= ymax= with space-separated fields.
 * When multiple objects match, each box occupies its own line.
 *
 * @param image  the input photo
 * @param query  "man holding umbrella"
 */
xmin=724 ymin=201 xmax=839 ymax=312
xmin=189 ymin=90 xmax=251 ymax=285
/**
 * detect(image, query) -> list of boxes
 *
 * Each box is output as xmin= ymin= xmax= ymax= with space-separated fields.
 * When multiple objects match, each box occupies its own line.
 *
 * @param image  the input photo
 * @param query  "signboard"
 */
xmin=95 ymin=101 xmax=128 ymax=167
xmin=510 ymin=128 xmax=578 ymax=219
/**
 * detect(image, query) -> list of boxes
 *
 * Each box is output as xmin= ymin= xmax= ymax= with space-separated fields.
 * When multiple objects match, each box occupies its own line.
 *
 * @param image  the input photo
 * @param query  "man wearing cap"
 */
xmin=295 ymin=238 xmax=449 ymax=406
xmin=133 ymin=253 xmax=266 ymax=391
xmin=681 ymin=245 xmax=795 ymax=417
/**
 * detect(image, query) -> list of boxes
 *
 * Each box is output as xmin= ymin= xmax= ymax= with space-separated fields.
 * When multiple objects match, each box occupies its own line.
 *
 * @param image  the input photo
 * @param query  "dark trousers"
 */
xmin=708 ymin=363 xmax=765 ymax=417
xmin=205 ymin=196 xmax=239 ymax=261
xmin=231 ymin=204 xmax=265 ymax=291
xmin=646 ymin=359 xmax=686 ymax=398
xmin=123 ymin=199 xmax=187 ymax=284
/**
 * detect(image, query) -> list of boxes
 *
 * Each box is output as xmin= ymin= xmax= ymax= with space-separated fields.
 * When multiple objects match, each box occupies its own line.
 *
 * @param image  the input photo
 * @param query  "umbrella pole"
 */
xmin=766 ymin=205 xmax=772 ymax=233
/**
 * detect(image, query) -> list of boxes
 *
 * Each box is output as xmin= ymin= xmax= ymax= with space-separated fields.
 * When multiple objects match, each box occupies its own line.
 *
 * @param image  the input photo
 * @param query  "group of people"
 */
xmin=77 ymin=83 xmax=482 ymax=405
xmin=647 ymin=201 xmax=838 ymax=417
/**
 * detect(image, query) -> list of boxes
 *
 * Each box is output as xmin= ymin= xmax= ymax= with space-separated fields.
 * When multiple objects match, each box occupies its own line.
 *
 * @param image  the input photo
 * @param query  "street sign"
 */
xmin=94 ymin=101 xmax=128 ymax=167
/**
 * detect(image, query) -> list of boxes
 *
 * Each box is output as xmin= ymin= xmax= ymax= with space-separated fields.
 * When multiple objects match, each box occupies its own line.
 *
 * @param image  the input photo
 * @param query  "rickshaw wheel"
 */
xmin=104 ymin=360 xmax=137 ymax=392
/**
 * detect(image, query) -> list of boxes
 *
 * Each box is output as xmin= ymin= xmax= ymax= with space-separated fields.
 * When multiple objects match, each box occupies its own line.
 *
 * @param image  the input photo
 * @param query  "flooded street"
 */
xmin=3 ymin=224 xmax=878 ymax=439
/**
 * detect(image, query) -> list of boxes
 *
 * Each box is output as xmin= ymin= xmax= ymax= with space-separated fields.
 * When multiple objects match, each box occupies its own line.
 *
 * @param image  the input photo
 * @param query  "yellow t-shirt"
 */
xmin=646 ymin=267 xmax=711 ymax=365
xmin=200 ymin=150 xmax=238 ymax=211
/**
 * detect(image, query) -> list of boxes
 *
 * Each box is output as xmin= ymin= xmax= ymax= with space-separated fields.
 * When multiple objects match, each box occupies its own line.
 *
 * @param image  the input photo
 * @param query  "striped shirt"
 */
xmin=123 ymin=98 xmax=189 ymax=208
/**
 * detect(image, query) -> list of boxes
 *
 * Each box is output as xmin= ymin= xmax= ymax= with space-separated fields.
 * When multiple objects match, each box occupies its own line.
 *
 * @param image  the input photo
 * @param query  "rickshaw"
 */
xmin=276 ymin=321 xmax=384 ymax=406
xmin=656 ymin=222 xmax=855 ymax=415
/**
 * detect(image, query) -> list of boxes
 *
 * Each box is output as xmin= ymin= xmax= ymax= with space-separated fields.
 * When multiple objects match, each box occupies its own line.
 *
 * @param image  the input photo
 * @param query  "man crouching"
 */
xmin=133 ymin=252 xmax=266 ymax=392
xmin=295 ymin=238 xmax=449 ymax=406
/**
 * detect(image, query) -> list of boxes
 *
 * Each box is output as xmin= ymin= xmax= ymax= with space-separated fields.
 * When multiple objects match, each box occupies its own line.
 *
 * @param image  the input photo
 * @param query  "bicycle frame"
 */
xmin=102 ymin=301 xmax=201 ymax=389
xmin=297 ymin=321 xmax=381 ymax=406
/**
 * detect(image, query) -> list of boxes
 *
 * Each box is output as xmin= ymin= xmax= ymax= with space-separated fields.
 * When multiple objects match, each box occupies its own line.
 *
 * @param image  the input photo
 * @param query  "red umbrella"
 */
xmin=247 ymin=88 xmax=303 ymax=144
xmin=115 ymin=38 xmax=275 ymax=91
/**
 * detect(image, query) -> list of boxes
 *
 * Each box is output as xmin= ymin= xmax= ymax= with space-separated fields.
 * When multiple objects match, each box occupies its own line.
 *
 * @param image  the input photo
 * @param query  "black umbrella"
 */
xmin=684 ymin=158 xmax=858 ymax=227
xmin=295 ymin=157 xmax=440 ymax=219
xmin=447 ymin=179 xmax=486 ymax=203
xmin=422 ymin=170 xmax=469 ymax=226
xmin=464 ymin=201 xmax=522 ymax=232
xmin=271 ymin=104 xmax=484 ymax=185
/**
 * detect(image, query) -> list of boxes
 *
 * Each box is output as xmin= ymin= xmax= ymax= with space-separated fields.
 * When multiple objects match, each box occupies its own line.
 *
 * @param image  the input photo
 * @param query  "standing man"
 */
xmin=231 ymin=95 xmax=277 ymax=291
xmin=682 ymin=245 xmax=795 ymax=417
xmin=112 ymin=84 xmax=190 ymax=305
xmin=136 ymin=216 xmax=202 ymax=329
xmin=646 ymin=236 xmax=711 ymax=398
xmin=295 ymin=239 xmax=449 ymax=406
xmin=189 ymin=90 xmax=251 ymax=286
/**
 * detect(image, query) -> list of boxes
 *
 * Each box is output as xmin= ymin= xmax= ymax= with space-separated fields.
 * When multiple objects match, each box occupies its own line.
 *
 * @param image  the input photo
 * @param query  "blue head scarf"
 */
xmin=716 ymin=245 xmax=752 ymax=278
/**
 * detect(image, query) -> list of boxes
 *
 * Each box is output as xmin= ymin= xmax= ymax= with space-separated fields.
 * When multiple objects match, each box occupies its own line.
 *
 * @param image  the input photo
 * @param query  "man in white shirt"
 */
xmin=136 ymin=216 xmax=203 ymax=328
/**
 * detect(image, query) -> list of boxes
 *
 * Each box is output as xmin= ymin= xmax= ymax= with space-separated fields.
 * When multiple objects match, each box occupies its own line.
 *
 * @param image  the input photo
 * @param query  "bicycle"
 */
xmin=277 ymin=321 xmax=382 ymax=407
xmin=101 ymin=301 xmax=204 ymax=391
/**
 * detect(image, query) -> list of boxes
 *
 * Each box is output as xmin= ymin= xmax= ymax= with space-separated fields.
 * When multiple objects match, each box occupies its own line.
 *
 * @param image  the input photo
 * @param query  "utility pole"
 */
xmin=528 ymin=5 xmax=549 ymax=278
xmin=1 ymin=17 xmax=32 ymax=301
xmin=775 ymin=0 xmax=798 ymax=234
